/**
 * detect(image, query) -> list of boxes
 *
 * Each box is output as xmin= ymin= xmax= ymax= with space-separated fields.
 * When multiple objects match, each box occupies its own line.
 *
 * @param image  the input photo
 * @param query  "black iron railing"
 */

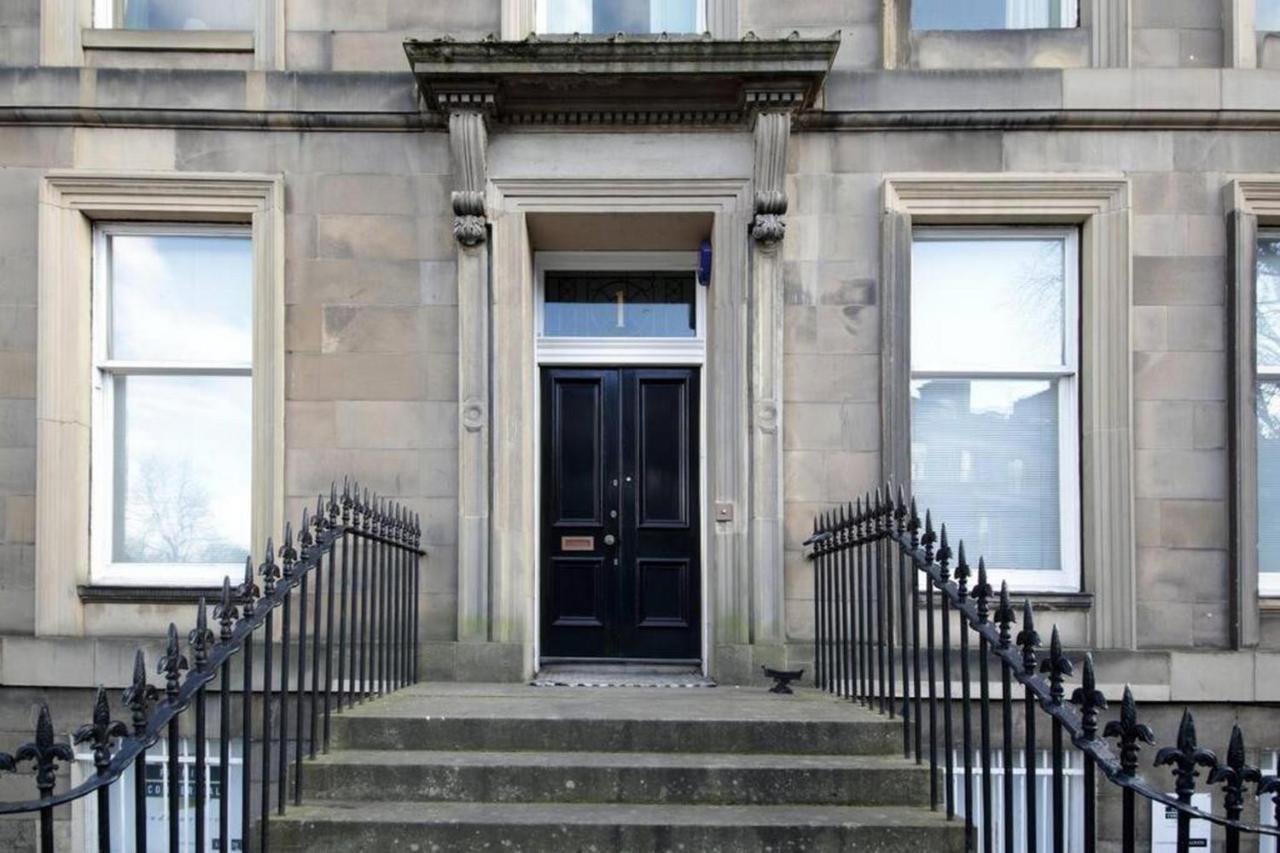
xmin=807 ymin=485 xmax=1280 ymax=853
xmin=0 ymin=478 xmax=423 ymax=852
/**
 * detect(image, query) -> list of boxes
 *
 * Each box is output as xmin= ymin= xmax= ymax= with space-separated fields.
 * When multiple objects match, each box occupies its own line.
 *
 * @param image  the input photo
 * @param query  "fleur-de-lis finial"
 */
xmin=953 ymin=540 xmax=970 ymax=597
xmin=293 ymin=513 xmax=309 ymax=568
xmin=122 ymin=650 xmax=159 ymax=736
xmin=936 ymin=524 xmax=952 ymax=582
xmin=1208 ymin=726 xmax=1261 ymax=821
xmin=994 ymin=581 xmax=1015 ymax=650
xmin=1104 ymin=685 xmax=1155 ymax=777
xmin=328 ymin=481 xmax=340 ymax=526
xmin=157 ymin=623 xmax=189 ymax=701
xmin=1039 ymin=625 xmax=1073 ymax=705
xmin=894 ymin=484 xmax=908 ymax=533
xmin=1155 ymin=709 xmax=1217 ymax=804
xmin=342 ymin=477 xmax=353 ymax=525
xmin=852 ymin=497 xmax=862 ymax=544
xmin=214 ymin=576 xmax=239 ymax=643
xmin=16 ymin=703 xmax=74 ymax=797
xmin=188 ymin=597 xmax=214 ymax=671
xmin=237 ymin=555 xmax=260 ymax=620
xmin=74 ymin=687 xmax=128 ymax=775
xmin=907 ymin=497 xmax=921 ymax=550
xmin=921 ymin=509 xmax=936 ymax=563
xmin=970 ymin=558 xmax=993 ymax=625
xmin=260 ymin=538 xmax=280 ymax=595
xmin=1070 ymin=653 xmax=1107 ymax=741
xmin=314 ymin=493 xmax=327 ymax=535
xmin=1016 ymin=600 xmax=1040 ymax=676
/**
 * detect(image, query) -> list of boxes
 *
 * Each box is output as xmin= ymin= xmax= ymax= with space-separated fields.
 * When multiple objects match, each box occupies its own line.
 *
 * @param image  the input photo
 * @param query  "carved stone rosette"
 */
xmin=751 ymin=190 xmax=788 ymax=245
xmin=452 ymin=190 xmax=487 ymax=247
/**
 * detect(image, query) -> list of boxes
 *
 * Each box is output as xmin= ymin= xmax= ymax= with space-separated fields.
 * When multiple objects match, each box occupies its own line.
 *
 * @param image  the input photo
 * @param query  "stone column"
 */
xmin=447 ymin=100 xmax=492 ymax=646
xmin=747 ymin=100 xmax=795 ymax=661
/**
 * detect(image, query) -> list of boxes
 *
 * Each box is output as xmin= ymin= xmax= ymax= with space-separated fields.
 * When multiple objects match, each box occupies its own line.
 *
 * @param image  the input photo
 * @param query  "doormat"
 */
xmin=530 ymin=667 xmax=716 ymax=688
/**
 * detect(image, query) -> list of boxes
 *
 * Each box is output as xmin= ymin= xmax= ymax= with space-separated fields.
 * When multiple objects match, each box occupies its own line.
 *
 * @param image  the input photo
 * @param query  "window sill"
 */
xmin=916 ymin=590 xmax=1093 ymax=611
xmin=1260 ymin=597 xmax=1280 ymax=613
xmin=78 ymin=584 xmax=241 ymax=605
xmin=81 ymin=28 xmax=254 ymax=53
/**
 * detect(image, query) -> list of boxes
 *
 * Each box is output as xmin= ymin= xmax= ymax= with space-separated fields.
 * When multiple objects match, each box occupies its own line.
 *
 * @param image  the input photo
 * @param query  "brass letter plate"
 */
xmin=561 ymin=536 xmax=594 ymax=552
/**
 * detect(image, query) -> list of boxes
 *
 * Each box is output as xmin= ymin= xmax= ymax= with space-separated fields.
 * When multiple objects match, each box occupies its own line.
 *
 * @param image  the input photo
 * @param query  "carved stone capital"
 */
xmin=751 ymin=190 xmax=788 ymax=246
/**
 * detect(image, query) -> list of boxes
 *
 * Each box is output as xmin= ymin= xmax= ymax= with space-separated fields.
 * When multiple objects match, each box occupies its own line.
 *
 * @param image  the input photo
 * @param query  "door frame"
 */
xmin=533 ymin=251 xmax=709 ymax=669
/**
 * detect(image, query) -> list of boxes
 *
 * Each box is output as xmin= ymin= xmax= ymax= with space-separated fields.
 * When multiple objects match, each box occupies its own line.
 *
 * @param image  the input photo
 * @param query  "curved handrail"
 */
xmin=0 ymin=478 xmax=426 ymax=853
xmin=806 ymin=490 xmax=1280 ymax=849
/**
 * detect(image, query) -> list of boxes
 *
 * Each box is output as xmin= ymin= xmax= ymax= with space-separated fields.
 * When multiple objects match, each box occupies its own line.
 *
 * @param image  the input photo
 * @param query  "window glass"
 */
xmin=913 ymin=0 xmax=1078 ymax=30
xmin=910 ymin=227 xmax=1078 ymax=587
xmin=1257 ymin=235 xmax=1280 ymax=587
xmin=541 ymin=0 xmax=700 ymax=33
xmin=912 ymin=234 xmax=1067 ymax=370
xmin=112 ymin=375 xmax=252 ymax=564
xmin=109 ymin=234 xmax=253 ymax=363
xmin=1260 ymin=0 xmax=1280 ymax=32
xmin=121 ymin=0 xmax=254 ymax=29
xmin=912 ymin=379 xmax=1062 ymax=572
xmin=94 ymin=227 xmax=253 ymax=581
xmin=543 ymin=271 xmax=696 ymax=338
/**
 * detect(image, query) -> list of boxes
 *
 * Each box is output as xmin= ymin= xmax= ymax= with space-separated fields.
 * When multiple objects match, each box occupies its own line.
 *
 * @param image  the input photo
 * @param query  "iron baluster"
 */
xmin=882 ymin=490 xmax=897 ymax=722
xmin=310 ymin=497 xmax=326 ymax=760
xmin=812 ymin=516 xmax=824 ymax=690
xmin=412 ymin=511 xmax=422 ymax=683
xmin=836 ymin=505 xmax=850 ymax=699
xmin=1070 ymin=653 xmax=1106 ymax=853
xmin=280 ymin=520 xmax=299 ymax=816
xmin=970 ymin=560 xmax=994 ymax=853
xmin=1103 ymin=685 xmax=1154 ymax=852
xmin=954 ymin=541 xmax=974 ymax=842
xmin=16 ymin=703 xmax=74 ymax=853
xmin=994 ymin=582 xmax=1016 ymax=853
xmin=123 ymin=649 xmax=159 ymax=853
xmin=237 ymin=556 xmax=259 ymax=853
xmin=324 ymin=485 xmax=340 ymax=751
xmin=1016 ymin=600 xmax=1040 ymax=853
xmin=937 ymin=525 xmax=955 ymax=821
xmin=922 ymin=511 xmax=939 ymax=811
xmin=875 ymin=490 xmax=887 ymax=714
xmin=189 ymin=599 xmax=215 ymax=853
xmin=1040 ymin=625 xmax=1073 ymax=853
xmin=338 ymin=480 xmax=353 ymax=709
xmin=259 ymin=539 xmax=280 ymax=852
xmin=908 ymin=498 xmax=923 ymax=765
xmin=861 ymin=496 xmax=874 ymax=705
xmin=359 ymin=489 xmax=371 ymax=701
xmin=213 ymin=576 xmax=240 ymax=853
xmin=895 ymin=488 xmax=911 ymax=758
xmin=158 ymin=622 xmax=189 ymax=853
xmin=1155 ymin=709 xmax=1217 ymax=853
xmin=73 ymin=687 xmax=127 ymax=853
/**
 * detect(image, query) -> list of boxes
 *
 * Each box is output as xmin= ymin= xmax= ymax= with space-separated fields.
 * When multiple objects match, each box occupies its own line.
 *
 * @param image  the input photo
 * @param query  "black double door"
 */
xmin=540 ymin=367 xmax=701 ymax=661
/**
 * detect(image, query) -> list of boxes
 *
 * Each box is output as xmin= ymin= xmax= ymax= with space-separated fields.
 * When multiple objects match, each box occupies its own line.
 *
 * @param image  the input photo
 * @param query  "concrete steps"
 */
xmin=271 ymin=683 xmax=963 ymax=852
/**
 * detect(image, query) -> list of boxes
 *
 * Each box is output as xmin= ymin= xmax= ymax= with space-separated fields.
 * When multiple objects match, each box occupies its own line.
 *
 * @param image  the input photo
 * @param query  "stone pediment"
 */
xmin=403 ymin=33 xmax=840 ymax=125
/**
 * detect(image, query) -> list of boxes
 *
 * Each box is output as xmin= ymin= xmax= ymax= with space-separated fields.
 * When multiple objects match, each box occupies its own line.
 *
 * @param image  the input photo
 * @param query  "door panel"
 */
xmin=540 ymin=366 xmax=700 ymax=660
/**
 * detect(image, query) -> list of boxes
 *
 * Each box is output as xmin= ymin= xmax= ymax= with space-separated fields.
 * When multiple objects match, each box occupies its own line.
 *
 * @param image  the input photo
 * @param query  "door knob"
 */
xmin=603 ymin=534 xmax=617 ymax=546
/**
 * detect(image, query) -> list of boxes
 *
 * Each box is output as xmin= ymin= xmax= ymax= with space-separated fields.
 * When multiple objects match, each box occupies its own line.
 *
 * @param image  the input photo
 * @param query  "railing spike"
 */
xmin=954 ymin=540 xmax=969 ymax=592
xmin=970 ymin=558 xmax=992 ymax=624
xmin=1104 ymin=685 xmax=1154 ymax=777
xmin=936 ymin=523 xmax=951 ymax=579
xmin=1156 ymin=709 xmax=1217 ymax=804
xmin=16 ymin=703 xmax=73 ymax=798
xmin=1039 ymin=624 xmax=1072 ymax=705
xmin=1017 ymin=600 xmax=1039 ymax=675
xmin=1070 ymin=653 xmax=1107 ymax=740
xmin=189 ymin=597 xmax=214 ymax=671
xmin=158 ymin=623 xmax=189 ymax=700
xmin=995 ymin=580 xmax=1015 ymax=649
xmin=73 ymin=686 xmax=128 ymax=775
xmin=215 ymin=576 xmax=239 ymax=641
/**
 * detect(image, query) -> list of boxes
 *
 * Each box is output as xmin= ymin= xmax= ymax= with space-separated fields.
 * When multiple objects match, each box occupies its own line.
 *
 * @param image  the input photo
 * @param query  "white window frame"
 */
xmin=1257 ymin=227 xmax=1280 ymax=598
xmin=909 ymin=226 xmax=1082 ymax=593
xmin=534 ymin=0 xmax=707 ymax=35
xmin=534 ymin=251 xmax=706 ymax=366
xmin=89 ymin=222 xmax=255 ymax=587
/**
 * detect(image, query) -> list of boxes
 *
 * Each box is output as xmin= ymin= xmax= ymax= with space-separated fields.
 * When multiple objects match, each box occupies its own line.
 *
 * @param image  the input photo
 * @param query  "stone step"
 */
xmin=269 ymin=800 xmax=966 ymax=853
xmin=303 ymin=749 xmax=933 ymax=806
xmin=331 ymin=684 xmax=903 ymax=755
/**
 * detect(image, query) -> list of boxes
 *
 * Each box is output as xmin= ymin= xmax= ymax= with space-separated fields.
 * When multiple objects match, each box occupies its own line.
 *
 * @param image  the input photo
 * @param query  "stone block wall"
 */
xmin=1133 ymin=0 xmax=1226 ymax=67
